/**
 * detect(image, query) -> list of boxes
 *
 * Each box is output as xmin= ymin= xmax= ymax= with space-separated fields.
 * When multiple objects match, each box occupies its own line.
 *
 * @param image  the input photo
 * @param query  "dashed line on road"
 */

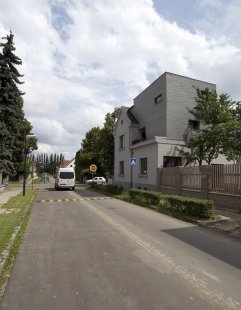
xmin=35 ymin=197 xmax=113 ymax=203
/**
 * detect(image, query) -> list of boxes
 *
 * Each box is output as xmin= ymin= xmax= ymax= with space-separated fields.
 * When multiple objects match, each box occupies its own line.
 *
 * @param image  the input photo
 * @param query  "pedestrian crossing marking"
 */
xmin=36 ymin=197 xmax=113 ymax=203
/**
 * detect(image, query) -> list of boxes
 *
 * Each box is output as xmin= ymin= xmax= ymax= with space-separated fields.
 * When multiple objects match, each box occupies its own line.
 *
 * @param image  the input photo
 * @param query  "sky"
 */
xmin=0 ymin=0 xmax=241 ymax=159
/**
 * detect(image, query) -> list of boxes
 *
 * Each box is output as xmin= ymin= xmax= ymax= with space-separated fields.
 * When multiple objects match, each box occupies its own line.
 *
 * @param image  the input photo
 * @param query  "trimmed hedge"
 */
xmin=162 ymin=195 xmax=214 ymax=219
xmin=90 ymin=183 xmax=123 ymax=195
xmin=128 ymin=189 xmax=214 ymax=219
xmin=129 ymin=189 xmax=160 ymax=205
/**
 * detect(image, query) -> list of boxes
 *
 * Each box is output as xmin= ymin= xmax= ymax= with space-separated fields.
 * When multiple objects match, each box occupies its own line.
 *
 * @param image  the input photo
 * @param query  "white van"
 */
xmin=55 ymin=168 xmax=75 ymax=190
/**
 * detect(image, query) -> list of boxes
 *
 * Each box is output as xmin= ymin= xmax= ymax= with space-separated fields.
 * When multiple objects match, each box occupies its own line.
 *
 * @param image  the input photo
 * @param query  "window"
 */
xmin=59 ymin=172 xmax=74 ymax=179
xmin=119 ymin=161 xmax=124 ymax=175
xmin=119 ymin=135 xmax=125 ymax=149
xmin=121 ymin=120 xmax=123 ymax=124
xmin=163 ymin=156 xmax=182 ymax=168
xmin=188 ymin=120 xmax=200 ymax=130
xmin=139 ymin=127 xmax=146 ymax=140
xmin=155 ymin=94 xmax=163 ymax=104
xmin=140 ymin=158 xmax=147 ymax=174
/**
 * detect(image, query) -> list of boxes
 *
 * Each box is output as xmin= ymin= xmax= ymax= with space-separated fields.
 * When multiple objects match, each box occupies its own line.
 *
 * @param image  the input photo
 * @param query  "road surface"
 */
xmin=2 ymin=184 xmax=241 ymax=309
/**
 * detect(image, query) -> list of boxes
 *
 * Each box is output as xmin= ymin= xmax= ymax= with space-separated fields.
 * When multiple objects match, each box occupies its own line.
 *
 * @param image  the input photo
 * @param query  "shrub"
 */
xmin=129 ymin=189 xmax=160 ymax=205
xmin=90 ymin=183 xmax=123 ymax=195
xmin=159 ymin=195 xmax=214 ymax=219
xmin=129 ymin=189 xmax=214 ymax=219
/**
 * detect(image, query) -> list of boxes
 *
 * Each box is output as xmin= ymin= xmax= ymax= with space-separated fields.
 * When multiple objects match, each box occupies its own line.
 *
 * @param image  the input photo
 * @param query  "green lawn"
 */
xmin=0 ymin=190 xmax=38 ymax=256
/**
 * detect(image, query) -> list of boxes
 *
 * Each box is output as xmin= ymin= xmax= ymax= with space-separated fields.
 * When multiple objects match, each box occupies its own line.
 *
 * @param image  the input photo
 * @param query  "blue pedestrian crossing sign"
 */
xmin=130 ymin=158 xmax=137 ymax=166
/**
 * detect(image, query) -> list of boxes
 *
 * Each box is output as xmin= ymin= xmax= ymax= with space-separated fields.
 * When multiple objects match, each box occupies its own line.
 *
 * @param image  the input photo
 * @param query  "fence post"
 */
xmin=176 ymin=167 xmax=182 ymax=195
xmin=200 ymin=165 xmax=211 ymax=199
xmin=156 ymin=168 xmax=161 ymax=192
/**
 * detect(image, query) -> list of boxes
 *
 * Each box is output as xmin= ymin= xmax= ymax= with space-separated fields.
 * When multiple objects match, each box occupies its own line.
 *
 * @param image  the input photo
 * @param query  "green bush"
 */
xmin=90 ymin=183 xmax=123 ymax=195
xmin=129 ymin=189 xmax=160 ymax=205
xmin=128 ymin=189 xmax=213 ymax=219
xmin=159 ymin=194 xmax=214 ymax=219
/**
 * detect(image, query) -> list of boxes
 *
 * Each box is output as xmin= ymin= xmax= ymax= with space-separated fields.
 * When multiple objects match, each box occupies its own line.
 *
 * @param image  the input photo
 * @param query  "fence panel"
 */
xmin=181 ymin=166 xmax=202 ymax=190
xmin=160 ymin=167 xmax=177 ymax=188
xmin=211 ymin=164 xmax=241 ymax=195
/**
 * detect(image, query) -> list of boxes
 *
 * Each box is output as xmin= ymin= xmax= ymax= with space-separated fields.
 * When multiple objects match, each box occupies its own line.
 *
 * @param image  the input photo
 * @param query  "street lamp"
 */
xmin=23 ymin=134 xmax=36 ymax=196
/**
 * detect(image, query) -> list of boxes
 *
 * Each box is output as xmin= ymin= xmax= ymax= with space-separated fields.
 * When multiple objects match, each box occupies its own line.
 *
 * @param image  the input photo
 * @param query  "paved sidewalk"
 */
xmin=0 ymin=187 xmax=22 ymax=207
xmin=204 ymin=207 xmax=241 ymax=239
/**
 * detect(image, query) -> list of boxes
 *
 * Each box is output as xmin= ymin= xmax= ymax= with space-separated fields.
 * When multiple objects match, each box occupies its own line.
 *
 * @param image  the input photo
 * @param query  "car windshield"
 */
xmin=59 ymin=172 xmax=74 ymax=179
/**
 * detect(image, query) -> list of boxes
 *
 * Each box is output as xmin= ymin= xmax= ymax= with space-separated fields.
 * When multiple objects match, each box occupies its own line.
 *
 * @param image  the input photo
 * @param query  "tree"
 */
xmin=0 ymin=32 xmax=37 ymax=176
xmin=75 ymin=107 xmax=120 ymax=181
xmin=182 ymin=88 xmax=239 ymax=165
xmin=99 ymin=108 xmax=120 ymax=176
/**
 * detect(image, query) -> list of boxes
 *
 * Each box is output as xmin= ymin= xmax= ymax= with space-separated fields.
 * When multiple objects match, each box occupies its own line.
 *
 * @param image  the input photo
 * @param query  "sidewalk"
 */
xmin=0 ymin=187 xmax=22 ymax=207
xmin=203 ymin=207 xmax=241 ymax=239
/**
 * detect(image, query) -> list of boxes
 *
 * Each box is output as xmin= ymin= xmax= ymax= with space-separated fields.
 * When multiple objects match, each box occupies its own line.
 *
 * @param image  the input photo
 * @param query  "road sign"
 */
xmin=90 ymin=164 xmax=97 ymax=172
xmin=130 ymin=158 xmax=137 ymax=166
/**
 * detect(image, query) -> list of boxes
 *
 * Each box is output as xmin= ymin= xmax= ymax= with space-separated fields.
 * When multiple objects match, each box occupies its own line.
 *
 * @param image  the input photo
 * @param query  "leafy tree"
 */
xmin=180 ymin=128 xmax=222 ymax=166
xmin=99 ymin=108 xmax=120 ymax=176
xmin=75 ymin=107 xmax=120 ymax=181
xmin=182 ymin=88 xmax=240 ymax=165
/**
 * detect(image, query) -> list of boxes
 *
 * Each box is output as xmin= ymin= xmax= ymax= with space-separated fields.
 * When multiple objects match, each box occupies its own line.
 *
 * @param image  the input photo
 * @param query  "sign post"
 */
xmin=130 ymin=157 xmax=136 ymax=188
xmin=89 ymin=164 xmax=97 ymax=179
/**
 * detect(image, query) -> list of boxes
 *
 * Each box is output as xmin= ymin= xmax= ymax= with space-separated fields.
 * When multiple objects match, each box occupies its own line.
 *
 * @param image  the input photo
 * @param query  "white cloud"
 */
xmin=0 ymin=0 xmax=241 ymax=158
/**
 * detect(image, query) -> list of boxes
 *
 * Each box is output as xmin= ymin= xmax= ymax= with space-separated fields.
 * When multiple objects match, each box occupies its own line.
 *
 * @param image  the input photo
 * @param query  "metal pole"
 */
xmin=23 ymin=137 xmax=27 ymax=196
xmin=32 ymin=164 xmax=34 ymax=190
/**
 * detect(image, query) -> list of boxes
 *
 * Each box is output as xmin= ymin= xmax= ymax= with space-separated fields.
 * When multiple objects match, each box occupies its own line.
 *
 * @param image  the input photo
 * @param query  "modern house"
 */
xmin=113 ymin=72 xmax=229 ymax=190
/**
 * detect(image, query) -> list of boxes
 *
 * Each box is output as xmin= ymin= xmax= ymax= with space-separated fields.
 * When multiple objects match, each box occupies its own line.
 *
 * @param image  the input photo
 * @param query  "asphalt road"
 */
xmin=2 ymin=184 xmax=241 ymax=310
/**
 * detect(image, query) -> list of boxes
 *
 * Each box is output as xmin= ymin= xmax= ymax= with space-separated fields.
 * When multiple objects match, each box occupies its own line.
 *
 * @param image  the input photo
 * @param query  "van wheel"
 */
xmin=72 ymin=187 xmax=75 ymax=190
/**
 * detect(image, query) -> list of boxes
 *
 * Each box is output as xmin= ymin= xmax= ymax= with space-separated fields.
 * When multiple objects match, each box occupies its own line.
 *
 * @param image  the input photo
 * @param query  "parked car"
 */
xmin=86 ymin=177 xmax=106 ymax=185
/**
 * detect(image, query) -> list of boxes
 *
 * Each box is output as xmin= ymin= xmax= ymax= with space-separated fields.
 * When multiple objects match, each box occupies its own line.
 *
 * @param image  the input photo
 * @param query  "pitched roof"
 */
xmin=58 ymin=160 xmax=71 ymax=168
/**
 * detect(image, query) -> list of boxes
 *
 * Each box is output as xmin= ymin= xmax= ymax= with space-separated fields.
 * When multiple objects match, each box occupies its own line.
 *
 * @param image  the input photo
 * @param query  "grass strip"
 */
xmin=0 ymin=189 xmax=38 ymax=301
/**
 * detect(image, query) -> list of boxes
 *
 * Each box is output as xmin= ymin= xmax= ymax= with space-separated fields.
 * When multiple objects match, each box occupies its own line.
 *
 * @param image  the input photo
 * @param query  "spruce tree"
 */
xmin=0 ymin=32 xmax=35 ymax=175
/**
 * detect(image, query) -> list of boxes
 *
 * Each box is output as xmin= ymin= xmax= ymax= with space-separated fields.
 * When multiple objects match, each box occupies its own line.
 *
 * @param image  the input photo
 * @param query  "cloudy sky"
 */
xmin=0 ymin=0 xmax=241 ymax=159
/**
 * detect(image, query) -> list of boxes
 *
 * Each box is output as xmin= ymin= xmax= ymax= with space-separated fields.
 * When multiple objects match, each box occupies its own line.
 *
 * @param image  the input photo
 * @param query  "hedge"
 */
xmin=162 ymin=195 xmax=214 ymax=219
xmin=129 ymin=189 xmax=160 ymax=205
xmin=90 ymin=183 xmax=123 ymax=195
xmin=128 ymin=189 xmax=214 ymax=219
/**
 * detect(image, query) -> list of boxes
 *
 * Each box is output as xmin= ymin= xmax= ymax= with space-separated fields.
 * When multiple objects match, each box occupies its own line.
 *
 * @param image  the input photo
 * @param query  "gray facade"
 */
xmin=114 ymin=72 xmax=224 ymax=190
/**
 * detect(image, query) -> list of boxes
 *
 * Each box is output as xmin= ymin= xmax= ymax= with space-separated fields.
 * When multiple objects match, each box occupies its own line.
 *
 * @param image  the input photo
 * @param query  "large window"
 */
xmin=163 ymin=156 xmax=182 ymax=168
xmin=119 ymin=135 xmax=125 ymax=149
xmin=119 ymin=161 xmax=124 ymax=175
xmin=59 ymin=172 xmax=74 ymax=179
xmin=140 ymin=158 xmax=147 ymax=174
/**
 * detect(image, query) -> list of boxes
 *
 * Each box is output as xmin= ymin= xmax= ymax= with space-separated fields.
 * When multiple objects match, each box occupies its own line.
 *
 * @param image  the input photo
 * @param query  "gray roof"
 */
xmin=127 ymin=107 xmax=139 ymax=125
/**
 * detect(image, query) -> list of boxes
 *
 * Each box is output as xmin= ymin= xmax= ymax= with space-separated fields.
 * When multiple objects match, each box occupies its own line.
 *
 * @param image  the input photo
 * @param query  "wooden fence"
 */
xmin=157 ymin=164 xmax=241 ymax=210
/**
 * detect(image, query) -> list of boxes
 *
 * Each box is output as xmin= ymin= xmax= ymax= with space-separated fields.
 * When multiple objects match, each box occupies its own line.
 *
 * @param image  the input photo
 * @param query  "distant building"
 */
xmin=58 ymin=158 xmax=75 ymax=169
xmin=114 ymin=72 xmax=229 ymax=190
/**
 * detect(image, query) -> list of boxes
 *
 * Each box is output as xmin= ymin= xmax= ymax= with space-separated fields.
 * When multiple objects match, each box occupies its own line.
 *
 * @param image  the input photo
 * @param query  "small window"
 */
xmin=163 ymin=156 xmax=182 ymax=168
xmin=188 ymin=120 xmax=200 ymax=130
xmin=155 ymin=94 xmax=163 ymax=104
xmin=140 ymin=158 xmax=147 ymax=174
xmin=121 ymin=120 xmax=123 ymax=124
xmin=119 ymin=135 xmax=125 ymax=149
xmin=119 ymin=161 xmax=124 ymax=175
